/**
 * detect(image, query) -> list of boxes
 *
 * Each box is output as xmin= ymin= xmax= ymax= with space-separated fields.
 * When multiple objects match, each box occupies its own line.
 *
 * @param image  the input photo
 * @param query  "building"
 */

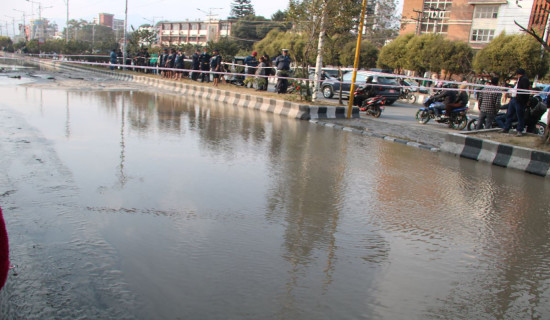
xmin=28 ymin=19 xmax=57 ymax=43
xmin=400 ymin=0 xmax=539 ymax=49
xmin=158 ymin=19 xmax=233 ymax=47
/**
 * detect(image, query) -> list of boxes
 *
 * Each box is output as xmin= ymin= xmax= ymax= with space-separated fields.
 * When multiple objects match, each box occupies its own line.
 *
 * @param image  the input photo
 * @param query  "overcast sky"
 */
xmin=1 ymin=0 xmax=288 ymax=35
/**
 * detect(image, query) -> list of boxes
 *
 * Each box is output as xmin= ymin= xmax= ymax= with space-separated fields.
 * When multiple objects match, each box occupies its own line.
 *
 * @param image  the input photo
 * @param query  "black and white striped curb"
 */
xmin=36 ymin=59 xmax=360 ymax=121
xmin=309 ymin=119 xmax=440 ymax=152
xmin=441 ymin=133 xmax=550 ymax=177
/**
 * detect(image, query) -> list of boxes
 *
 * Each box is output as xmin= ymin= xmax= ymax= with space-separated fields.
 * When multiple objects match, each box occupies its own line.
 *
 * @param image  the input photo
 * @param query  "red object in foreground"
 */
xmin=0 ymin=206 xmax=9 ymax=290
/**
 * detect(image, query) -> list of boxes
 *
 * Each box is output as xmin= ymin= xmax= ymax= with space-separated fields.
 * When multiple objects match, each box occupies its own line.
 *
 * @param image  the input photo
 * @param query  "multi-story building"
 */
xmin=158 ymin=20 xmax=233 ymax=47
xmin=400 ymin=0 xmax=541 ymax=49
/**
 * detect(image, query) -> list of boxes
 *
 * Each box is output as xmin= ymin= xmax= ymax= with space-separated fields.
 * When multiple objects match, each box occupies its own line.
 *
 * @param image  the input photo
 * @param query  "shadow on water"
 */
xmin=0 ymin=86 xmax=549 ymax=319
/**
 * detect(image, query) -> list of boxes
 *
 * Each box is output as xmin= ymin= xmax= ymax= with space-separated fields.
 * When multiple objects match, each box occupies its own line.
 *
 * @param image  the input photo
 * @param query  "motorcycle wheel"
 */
xmin=407 ymin=94 xmax=417 ymax=104
xmin=467 ymin=118 xmax=478 ymax=131
xmin=415 ymin=109 xmax=430 ymax=124
xmin=373 ymin=108 xmax=382 ymax=118
xmin=450 ymin=114 xmax=468 ymax=130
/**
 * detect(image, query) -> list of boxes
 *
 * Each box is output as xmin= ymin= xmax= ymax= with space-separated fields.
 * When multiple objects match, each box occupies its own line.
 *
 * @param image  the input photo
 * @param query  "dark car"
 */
xmin=321 ymin=71 xmax=401 ymax=105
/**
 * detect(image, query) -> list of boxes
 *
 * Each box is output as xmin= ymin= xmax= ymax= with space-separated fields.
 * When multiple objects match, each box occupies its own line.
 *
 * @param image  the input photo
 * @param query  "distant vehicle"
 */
xmin=400 ymin=79 xmax=429 ymax=94
xmin=320 ymin=71 xmax=400 ymax=105
xmin=227 ymin=56 xmax=246 ymax=86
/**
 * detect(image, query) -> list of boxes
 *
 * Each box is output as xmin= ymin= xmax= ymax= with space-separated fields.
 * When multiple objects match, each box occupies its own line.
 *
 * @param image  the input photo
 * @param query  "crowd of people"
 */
xmin=428 ymin=68 xmax=548 ymax=136
xmin=109 ymin=47 xmax=293 ymax=93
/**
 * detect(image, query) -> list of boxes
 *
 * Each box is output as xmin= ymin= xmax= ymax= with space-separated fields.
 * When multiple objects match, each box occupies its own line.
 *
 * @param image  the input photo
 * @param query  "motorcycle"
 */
xmin=354 ymin=86 xmax=386 ymax=118
xmin=399 ymin=88 xmax=417 ymax=104
xmin=415 ymin=95 xmax=469 ymax=130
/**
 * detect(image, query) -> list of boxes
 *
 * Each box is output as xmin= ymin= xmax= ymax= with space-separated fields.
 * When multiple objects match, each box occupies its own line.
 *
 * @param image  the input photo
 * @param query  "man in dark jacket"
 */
xmin=503 ymin=68 xmax=531 ymax=136
xmin=191 ymin=49 xmax=200 ymax=81
xmin=199 ymin=47 xmax=211 ymax=83
xmin=274 ymin=49 xmax=291 ymax=93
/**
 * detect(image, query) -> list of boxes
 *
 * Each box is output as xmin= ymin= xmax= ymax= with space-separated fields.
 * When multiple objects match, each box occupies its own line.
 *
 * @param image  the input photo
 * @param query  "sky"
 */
xmin=1 ymin=0 xmax=288 ymax=37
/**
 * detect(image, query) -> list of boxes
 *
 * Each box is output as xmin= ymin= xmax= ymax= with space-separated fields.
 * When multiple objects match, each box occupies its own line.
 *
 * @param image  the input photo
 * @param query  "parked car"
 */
xmin=400 ymin=79 xmax=429 ymax=94
xmin=320 ymin=71 xmax=401 ymax=105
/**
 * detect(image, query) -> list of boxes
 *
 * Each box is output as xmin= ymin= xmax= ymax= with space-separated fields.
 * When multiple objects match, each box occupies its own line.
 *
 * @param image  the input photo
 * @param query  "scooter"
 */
xmin=354 ymin=87 xmax=386 ymax=118
xmin=415 ymin=95 xmax=469 ymax=130
xmin=360 ymin=96 xmax=386 ymax=118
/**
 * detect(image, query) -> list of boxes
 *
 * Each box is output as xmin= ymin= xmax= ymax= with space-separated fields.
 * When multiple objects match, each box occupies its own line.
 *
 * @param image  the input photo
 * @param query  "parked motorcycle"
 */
xmin=354 ymin=86 xmax=386 ymax=118
xmin=399 ymin=88 xmax=417 ymax=104
xmin=415 ymin=95 xmax=469 ymax=130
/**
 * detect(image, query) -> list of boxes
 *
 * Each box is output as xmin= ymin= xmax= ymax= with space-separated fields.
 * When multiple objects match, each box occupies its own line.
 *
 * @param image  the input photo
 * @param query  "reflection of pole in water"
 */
xmin=118 ymin=93 xmax=127 ymax=187
xmin=65 ymin=91 xmax=71 ymax=138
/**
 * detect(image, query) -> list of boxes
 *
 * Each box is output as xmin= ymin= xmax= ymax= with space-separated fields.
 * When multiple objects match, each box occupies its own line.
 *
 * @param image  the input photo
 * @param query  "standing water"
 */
xmin=0 ymin=80 xmax=549 ymax=319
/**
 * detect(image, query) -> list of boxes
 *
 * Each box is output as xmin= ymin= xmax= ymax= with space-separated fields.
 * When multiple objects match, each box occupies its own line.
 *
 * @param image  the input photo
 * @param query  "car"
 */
xmin=400 ymin=79 xmax=429 ymax=94
xmin=320 ymin=71 xmax=401 ymax=104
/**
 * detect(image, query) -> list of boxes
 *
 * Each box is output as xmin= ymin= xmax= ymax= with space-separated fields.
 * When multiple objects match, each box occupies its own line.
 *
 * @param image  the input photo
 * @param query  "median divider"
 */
xmin=441 ymin=132 xmax=550 ymax=177
xmin=34 ymin=59 xmax=360 ymax=121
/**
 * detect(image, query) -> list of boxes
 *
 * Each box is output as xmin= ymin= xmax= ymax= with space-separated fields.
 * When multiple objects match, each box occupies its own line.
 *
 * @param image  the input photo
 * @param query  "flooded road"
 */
xmin=1 ymin=79 xmax=550 ymax=319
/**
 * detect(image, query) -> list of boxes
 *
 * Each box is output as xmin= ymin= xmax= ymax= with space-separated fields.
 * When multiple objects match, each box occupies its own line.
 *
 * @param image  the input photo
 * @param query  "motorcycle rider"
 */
xmin=354 ymin=76 xmax=376 ymax=107
xmin=444 ymin=84 xmax=469 ymax=117
xmin=430 ymin=84 xmax=457 ymax=119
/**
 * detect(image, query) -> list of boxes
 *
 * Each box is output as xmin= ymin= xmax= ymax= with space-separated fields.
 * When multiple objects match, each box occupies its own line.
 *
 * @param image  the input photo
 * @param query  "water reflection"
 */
xmin=1 ymin=86 xmax=549 ymax=319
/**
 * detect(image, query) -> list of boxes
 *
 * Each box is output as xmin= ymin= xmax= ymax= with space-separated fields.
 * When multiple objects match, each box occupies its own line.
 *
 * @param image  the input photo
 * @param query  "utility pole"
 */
xmin=123 ymin=0 xmax=128 ymax=70
xmin=65 ymin=0 xmax=69 ymax=43
xmin=412 ymin=9 xmax=423 ymax=35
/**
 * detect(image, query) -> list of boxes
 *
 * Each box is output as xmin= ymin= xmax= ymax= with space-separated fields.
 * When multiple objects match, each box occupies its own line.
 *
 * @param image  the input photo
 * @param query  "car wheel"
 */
xmin=385 ymin=99 xmax=396 ymax=106
xmin=536 ymin=121 xmax=547 ymax=136
xmin=322 ymin=86 xmax=333 ymax=99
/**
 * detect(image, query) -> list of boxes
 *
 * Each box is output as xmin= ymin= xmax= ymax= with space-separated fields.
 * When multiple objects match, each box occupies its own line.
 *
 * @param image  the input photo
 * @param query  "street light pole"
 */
xmin=123 ymin=0 xmax=128 ymax=70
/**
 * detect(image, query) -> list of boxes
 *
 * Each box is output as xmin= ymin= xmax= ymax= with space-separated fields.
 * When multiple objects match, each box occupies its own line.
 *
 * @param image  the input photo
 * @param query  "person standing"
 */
xmin=109 ymin=49 xmax=117 ymax=70
xmin=199 ymin=47 xmax=211 ymax=83
xmin=262 ymin=54 xmax=272 ymax=91
xmin=210 ymin=49 xmax=222 ymax=87
xmin=244 ymin=51 xmax=259 ymax=88
xmin=475 ymin=77 xmax=502 ymax=130
xmin=502 ymin=68 xmax=531 ymax=136
xmin=255 ymin=56 xmax=268 ymax=91
xmin=191 ymin=49 xmax=200 ymax=81
xmin=274 ymin=49 xmax=291 ymax=94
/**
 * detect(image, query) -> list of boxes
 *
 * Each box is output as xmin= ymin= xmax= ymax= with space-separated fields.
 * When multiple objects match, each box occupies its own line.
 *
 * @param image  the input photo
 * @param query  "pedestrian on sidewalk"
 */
xmin=502 ymin=68 xmax=530 ymax=136
xmin=476 ymin=77 xmax=502 ymax=130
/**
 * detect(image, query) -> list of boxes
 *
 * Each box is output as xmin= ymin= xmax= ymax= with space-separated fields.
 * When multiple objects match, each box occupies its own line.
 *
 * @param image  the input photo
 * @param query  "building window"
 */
xmin=471 ymin=29 xmax=495 ymax=42
xmin=420 ymin=0 xmax=452 ymax=34
xmin=473 ymin=5 xmax=499 ymax=19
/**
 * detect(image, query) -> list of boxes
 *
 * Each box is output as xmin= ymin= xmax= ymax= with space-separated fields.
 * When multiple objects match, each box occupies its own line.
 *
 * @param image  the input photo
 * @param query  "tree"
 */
xmin=231 ymin=15 xmax=289 ymax=51
xmin=229 ymin=0 xmax=255 ymax=19
xmin=0 ymin=36 xmax=14 ymax=52
xmin=439 ymin=40 xmax=473 ymax=79
xmin=339 ymin=40 xmax=379 ymax=68
xmin=473 ymin=33 xmax=549 ymax=82
xmin=377 ymin=33 xmax=415 ymax=72
xmin=403 ymin=33 xmax=446 ymax=76
xmin=363 ymin=0 xmax=400 ymax=47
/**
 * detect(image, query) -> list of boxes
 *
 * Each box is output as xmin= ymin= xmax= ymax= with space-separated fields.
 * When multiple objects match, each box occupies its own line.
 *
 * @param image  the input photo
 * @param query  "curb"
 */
xmin=441 ymin=132 xmax=550 ymax=177
xmin=35 ymin=59 xmax=360 ymax=121
xmin=309 ymin=119 xmax=440 ymax=152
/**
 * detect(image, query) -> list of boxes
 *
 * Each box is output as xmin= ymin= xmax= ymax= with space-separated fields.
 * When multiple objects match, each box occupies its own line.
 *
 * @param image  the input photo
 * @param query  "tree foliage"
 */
xmin=473 ymin=33 xmax=549 ymax=81
xmin=339 ymin=40 xmax=379 ymax=68
xmin=0 ymin=36 xmax=14 ymax=52
xmin=377 ymin=33 xmax=414 ymax=72
xmin=253 ymin=29 xmax=311 ymax=64
xmin=229 ymin=0 xmax=255 ymax=19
